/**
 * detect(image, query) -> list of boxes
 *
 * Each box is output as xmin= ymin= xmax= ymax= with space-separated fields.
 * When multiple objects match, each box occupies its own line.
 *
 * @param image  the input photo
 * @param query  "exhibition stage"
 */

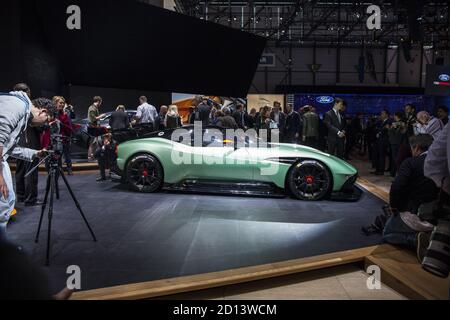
xmin=7 ymin=173 xmax=385 ymax=293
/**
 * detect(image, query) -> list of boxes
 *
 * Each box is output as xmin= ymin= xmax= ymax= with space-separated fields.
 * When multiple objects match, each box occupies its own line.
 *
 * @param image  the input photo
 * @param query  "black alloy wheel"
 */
xmin=287 ymin=160 xmax=331 ymax=201
xmin=126 ymin=154 xmax=163 ymax=193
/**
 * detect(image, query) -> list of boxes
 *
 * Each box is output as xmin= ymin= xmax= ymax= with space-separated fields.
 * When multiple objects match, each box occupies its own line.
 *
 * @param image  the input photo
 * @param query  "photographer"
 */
xmin=53 ymin=96 xmax=73 ymax=175
xmin=0 ymin=89 xmax=48 ymax=238
xmin=13 ymin=84 xmax=43 ymax=207
xmin=382 ymin=134 xmax=439 ymax=261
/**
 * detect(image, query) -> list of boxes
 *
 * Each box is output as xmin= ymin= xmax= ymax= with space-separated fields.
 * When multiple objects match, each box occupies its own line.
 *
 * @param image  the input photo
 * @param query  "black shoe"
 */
xmin=417 ymin=232 xmax=431 ymax=264
xmin=25 ymin=200 xmax=45 ymax=207
xmin=96 ymin=176 xmax=107 ymax=182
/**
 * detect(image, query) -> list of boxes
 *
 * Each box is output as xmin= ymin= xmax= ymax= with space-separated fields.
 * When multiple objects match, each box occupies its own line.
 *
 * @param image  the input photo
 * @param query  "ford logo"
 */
xmin=439 ymin=74 xmax=450 ymax=82
xmin=316 ymin=96 xmax=335 ymax=104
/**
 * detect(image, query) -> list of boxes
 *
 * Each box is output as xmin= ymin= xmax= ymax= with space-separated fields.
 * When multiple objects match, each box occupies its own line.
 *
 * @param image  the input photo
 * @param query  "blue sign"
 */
xmin=259 ymin=54 xmax=275 ymax=67
xmin=439 ymin=74 xmax=450 ymax=82
xmin=316 ymin=96 xmax=335 ymax=104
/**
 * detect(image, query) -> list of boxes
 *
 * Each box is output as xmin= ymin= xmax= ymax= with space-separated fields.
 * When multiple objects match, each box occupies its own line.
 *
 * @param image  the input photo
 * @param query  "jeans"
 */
xmin=383 ymin=214 xmax=417 ymax=249
xmin=0 ymin=160 xmax=15 ymax=239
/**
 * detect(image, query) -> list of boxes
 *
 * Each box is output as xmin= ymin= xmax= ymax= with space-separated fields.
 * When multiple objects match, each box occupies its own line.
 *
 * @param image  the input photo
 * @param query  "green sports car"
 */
xmin=113 ymin=125 xmax=359 ymax=201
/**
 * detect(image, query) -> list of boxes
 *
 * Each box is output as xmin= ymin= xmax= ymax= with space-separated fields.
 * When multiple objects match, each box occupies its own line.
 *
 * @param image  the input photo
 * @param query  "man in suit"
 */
xmin=323 ymin=98 xmax=346 ymax=159
xmin=109 ymin=105 xmax=130 ymax=131
xmin=284 ymin=104 xmax=301 ymax=144
xmin=270 ymin=101 xmax=286 ymax=140
xmin=197 ymin=96 xmax=212 ymax=126
xmin=372 ymin=109 xmax=392 ymax=175
xmin=233 ymin=103 xmax=246 ymax=129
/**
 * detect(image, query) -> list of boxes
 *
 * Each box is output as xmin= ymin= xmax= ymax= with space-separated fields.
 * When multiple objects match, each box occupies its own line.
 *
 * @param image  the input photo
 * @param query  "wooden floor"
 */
xmin=366 ymin=247 xmax=449 ymax=300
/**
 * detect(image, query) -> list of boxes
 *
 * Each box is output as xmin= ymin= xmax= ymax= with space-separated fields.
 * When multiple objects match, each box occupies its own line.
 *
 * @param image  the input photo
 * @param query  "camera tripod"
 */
xmin=26 ymin=152 xmax=97 ymax=266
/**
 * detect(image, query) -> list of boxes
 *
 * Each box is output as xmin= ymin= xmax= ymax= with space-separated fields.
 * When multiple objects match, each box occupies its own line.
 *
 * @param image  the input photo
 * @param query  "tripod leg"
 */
xmin=59 ymin=168 xmax=97 ymax=242
xmin=55 ymin=169 xmax=60 ymax=200
xmin=46 ymin=171 xmax=55 ymax=266
xmin=35 ymin=173 xmax=51 ymax=243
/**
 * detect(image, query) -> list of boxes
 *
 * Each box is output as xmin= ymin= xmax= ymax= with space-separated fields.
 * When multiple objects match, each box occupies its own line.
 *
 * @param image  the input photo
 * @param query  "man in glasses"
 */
xmin=0 ymin=83 xmax=48 ymax=239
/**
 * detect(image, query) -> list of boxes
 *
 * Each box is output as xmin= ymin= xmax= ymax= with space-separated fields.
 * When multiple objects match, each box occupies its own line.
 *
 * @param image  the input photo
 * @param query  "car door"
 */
xmin=174 ymin=128 xmax=253 ymax=182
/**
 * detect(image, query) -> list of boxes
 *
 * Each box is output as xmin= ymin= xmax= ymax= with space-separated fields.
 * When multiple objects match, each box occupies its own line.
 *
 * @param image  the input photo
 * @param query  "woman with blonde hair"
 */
xmin=165 ymin=105 xmax=182 ymax=129
xmin=52 ymin=96 xmax=74 ymax=175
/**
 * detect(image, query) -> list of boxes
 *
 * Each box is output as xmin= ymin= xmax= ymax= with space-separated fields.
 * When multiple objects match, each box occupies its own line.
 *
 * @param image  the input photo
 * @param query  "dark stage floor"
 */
xmin=7 ymin=173 xmax=385 ymax=293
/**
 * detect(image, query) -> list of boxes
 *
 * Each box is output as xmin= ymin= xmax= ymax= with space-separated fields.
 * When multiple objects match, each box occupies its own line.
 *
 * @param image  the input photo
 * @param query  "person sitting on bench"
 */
xmin=382 ymin=134 xmax=439 ymax=260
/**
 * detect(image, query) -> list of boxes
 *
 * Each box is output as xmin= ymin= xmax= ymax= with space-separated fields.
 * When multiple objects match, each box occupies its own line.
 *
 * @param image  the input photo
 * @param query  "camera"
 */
xmin=422 ymin=219 xmax=450 ymax=278
xmin=418 ymin=200 xmax=450 ymax=278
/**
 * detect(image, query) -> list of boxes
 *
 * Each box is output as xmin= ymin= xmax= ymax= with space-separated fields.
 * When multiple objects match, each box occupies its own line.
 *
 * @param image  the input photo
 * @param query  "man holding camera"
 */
xmin=0 ymin=85 xmax=48 ymax=238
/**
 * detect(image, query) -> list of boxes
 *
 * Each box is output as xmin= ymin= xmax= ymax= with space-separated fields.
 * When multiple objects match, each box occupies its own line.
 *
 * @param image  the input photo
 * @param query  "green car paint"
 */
xmin=116 ymin=137 xmax=357 ymax=192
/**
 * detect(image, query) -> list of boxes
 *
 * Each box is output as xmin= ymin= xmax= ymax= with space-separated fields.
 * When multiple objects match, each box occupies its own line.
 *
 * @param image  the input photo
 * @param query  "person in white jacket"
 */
xmin=0 ymin=87 xmax=48 ymax=238
xmin=424 ymin=123 xmax=450 ymax=194
xmin=415 ymin=111 xmax=444 ymax=140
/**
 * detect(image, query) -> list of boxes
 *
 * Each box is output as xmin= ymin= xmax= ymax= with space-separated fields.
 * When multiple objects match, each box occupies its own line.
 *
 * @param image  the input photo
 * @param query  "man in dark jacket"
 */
xmin=372 ymin=109 xmax=392 ymax=175
xmin=389 ymin=134 xmax=438 ymax=213
xmin=270 ymin=102 xmax=286 ymax=140
xmin=284 ymin=104 xmax=301 ymax=144
xmin=388 ymin=112 xmax=406 ymax=176
xmin=109 ymin=105 xmax=130 ymax=131
xmin=383 ymin=134 xmax=439 ymax=255
xmin=233 ymin=103 xmax=246 ymax=129
xmin=323 ymin=98 xmax=346 ymax=159
xmin=302 ymin=106 xmax=319 ymax=149
xmin=197 ymin=97 xmax=212 ymax=126
xmin=217 ymin=107 xmax=238 ymax=129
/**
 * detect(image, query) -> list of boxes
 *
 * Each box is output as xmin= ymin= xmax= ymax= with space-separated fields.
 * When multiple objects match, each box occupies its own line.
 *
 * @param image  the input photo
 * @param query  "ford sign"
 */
xmin=316 ymin=96 xmax=335 ymax=104
xmin=439 ymin=74 xmax=450 ymax=82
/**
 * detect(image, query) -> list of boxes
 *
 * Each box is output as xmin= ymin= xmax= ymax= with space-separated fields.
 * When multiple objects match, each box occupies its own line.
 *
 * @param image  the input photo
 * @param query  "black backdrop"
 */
xmin=1 ymin=0 xmax=265 ymax=98
xmin=36 ymin=0 xmax=266 ymax=97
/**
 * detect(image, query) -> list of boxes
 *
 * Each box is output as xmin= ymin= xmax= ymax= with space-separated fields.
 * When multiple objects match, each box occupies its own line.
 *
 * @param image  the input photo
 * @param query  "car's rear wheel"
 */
xmin=126 ymin=154 xmax=163 ymax=193
xmin=287 ymin=160 xmax=331 ymax=201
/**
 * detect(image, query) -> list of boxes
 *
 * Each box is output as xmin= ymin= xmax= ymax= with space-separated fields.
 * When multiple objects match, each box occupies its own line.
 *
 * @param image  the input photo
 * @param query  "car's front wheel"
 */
xmin=287 ymin=160 xmax=331 ymax=201
xmin=126 ymin=154 xmax=163 ymax=193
